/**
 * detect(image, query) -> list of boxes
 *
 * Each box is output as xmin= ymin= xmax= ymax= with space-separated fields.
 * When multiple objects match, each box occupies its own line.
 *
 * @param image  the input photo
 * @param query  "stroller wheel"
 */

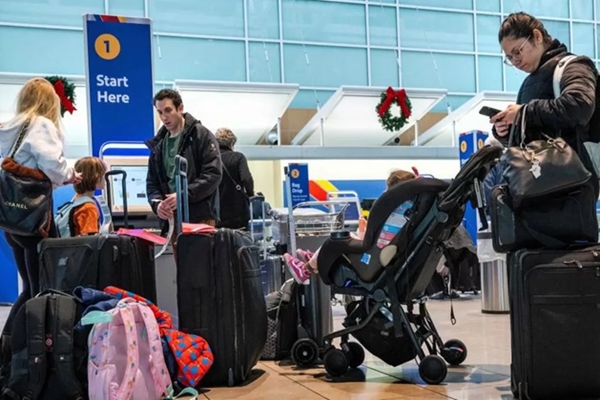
xmin=344 ymin=342 xmax=365 ymax=368
xmin=323 ymin=349 xmax=349 ymax=377
xmin=291 ymin=339 xmax=319 ymax=368
xmin=419 ymin=355 xmax=447 ymax=385
xmin=441 ymin=339 xmax=468 ymax=366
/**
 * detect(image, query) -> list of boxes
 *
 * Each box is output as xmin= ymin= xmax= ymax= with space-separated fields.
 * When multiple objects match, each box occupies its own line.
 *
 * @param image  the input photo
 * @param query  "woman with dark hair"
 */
xmin=490 ymin=12 xmax=599 ymax=196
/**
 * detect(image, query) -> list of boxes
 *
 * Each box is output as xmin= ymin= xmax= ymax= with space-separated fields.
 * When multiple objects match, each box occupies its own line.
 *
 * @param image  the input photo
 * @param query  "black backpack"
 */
xmin=2 ymin=292 xmax=89 ymax=400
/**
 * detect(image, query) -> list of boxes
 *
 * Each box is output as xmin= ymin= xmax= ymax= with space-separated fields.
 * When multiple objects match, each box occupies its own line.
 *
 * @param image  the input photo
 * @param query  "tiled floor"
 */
xmin=197 ymin=295 xmax=512 ymax=400
xmin=0 ymin=295 xmax=513 ymax=400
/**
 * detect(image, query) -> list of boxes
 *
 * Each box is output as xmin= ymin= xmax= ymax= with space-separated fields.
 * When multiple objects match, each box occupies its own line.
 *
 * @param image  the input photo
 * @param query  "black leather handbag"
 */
xmin=0 ymin=120 xmax=53 ymax=237
xmin=502 ymin=104 xmax=591 ymax=209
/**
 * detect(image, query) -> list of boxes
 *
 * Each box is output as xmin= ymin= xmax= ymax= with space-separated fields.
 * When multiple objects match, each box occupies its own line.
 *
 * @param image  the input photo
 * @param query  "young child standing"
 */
xmin=56 ymin=157 xmax=107 ymax=237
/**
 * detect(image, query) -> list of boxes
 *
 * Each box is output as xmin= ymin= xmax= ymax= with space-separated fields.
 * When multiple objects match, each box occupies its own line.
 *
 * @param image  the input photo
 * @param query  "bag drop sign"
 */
xmin=288 ymin=163 xmax=309 ymax=207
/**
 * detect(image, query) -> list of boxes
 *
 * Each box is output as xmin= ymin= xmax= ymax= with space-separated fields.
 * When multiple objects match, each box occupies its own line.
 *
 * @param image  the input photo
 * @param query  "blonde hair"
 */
xmin=16 ymin=78 xmax=62 ymax=135
xmin=215 ymin=127 xmax=237 ymax=149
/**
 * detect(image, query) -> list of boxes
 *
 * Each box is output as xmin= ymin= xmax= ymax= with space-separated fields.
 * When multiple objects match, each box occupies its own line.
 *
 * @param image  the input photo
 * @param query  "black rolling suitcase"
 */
xmin=38 ymin=170 xmax=156 ymax=301
xmin=509 ymin=246 xmax=600 ymax=400
xmin=174 ymin=157 xmax=267 ymax=387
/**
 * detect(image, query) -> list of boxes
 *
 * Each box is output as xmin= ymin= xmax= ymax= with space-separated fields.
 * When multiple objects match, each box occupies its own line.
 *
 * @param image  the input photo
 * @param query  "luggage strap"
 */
xmin=24 ymin=296 xmax=49 ymax=400
xmin=49 ymin=295 xmax=85 ymax=400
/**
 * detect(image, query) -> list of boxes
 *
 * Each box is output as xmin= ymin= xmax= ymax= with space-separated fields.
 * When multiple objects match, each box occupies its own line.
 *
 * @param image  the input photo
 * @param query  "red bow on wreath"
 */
xmin=53 ymin=80 xmax=77 ymax=115
xmin=377 ymin=87 xmax=411 ymax=119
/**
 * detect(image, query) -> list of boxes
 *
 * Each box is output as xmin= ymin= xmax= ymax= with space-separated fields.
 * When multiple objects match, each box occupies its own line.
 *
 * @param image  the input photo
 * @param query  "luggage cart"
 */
xmin=277 ymin=166 xmax=350 ymax=368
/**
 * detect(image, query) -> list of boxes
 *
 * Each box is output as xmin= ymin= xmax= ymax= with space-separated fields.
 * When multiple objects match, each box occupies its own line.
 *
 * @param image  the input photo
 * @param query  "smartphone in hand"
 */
xmin=479 ymin=106 xmax=501 ymax=118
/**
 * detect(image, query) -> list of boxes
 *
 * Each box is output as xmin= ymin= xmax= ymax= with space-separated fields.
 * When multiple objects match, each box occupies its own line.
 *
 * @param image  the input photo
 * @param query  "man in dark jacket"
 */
xmin=146 ymin=89 xmax=222 ymax=230
xmin=214 ymin=128 xmax=254 ymax=229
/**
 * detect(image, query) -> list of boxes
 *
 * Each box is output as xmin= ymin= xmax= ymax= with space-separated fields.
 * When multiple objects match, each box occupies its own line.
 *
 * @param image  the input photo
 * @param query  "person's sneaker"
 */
xmin=284 ymin=253 xmax=311 ymax=284
xmin=296 ymin=249 xmax=315 ymax=263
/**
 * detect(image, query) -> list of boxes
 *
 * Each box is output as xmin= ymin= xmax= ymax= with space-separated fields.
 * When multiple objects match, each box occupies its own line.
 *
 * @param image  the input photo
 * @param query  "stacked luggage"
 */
xmin=489 ymin=105 xmax=600 ymax=400
xmin=0 ymin=156 xmax=269 ymax=398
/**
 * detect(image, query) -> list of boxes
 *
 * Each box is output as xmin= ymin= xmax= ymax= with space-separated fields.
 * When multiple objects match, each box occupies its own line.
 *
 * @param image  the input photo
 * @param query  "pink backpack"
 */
xmin=84 ymin=298 xmax=173 ymax=400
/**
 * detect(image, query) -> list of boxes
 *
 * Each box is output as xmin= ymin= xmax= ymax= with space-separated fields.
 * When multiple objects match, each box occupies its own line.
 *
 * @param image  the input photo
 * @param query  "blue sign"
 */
xmin=459 ymin=130 xmax=489 ymax=245
xmin=289 ymin=163 xmax=310 ymax=207
xmin=84 ymin=14 xmax=155 ymax=156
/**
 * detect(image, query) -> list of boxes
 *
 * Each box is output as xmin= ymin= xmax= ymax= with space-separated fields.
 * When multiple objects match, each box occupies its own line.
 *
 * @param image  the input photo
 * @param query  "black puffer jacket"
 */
xmin=494 ymin=40 xmax=597 ymax=160
xmin=145 ymin=113 xmax=222 ymax=226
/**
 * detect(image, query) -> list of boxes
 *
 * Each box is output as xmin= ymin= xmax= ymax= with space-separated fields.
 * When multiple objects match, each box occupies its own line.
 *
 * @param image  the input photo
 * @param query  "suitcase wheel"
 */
xmin=291 ymin=338 xmax=319 ymax=368
xmin=441 ymin=339 xmax=467 ymax=366
xmin=419 ymin=355 xmax=447 ymax=385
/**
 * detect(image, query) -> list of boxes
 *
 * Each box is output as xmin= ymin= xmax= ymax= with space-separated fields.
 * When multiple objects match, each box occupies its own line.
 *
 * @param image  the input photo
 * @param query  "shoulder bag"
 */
xmin=502 ymin=104 xmax=591 ymax=209
xmin=0 ymin=120 xmax=53 ymax=237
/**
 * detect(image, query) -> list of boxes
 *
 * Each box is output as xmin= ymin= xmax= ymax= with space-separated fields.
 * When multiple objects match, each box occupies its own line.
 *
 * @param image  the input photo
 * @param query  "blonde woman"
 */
xmin=0 ymin=78 xmax=81 ymax=344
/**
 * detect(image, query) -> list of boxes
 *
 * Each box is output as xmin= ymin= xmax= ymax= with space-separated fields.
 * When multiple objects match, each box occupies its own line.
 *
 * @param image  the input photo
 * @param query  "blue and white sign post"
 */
xmin=288 ymin=163 xmax=310 ymax=207
xmin=459 ymin=130 xmax=488 ymax=246
xmin=83 ymin=14 xmax=155 ymax=156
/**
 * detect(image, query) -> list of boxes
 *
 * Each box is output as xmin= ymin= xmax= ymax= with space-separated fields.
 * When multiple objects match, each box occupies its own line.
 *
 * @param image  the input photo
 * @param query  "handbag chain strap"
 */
xmin=8 ymin=119 xmax=31 ymax=159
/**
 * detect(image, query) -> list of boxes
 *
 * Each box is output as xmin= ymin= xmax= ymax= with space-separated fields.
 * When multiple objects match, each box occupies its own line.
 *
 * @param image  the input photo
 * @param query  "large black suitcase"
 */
xmin=174 ymin=156 xmax=267 ymax=387
xmin=38 ymin=234 xmax=156 ymax=301
xmin=38 ymin=170 xmax=156 ymax=301
xmin=509 ymin=246 xmax=600 ymax=400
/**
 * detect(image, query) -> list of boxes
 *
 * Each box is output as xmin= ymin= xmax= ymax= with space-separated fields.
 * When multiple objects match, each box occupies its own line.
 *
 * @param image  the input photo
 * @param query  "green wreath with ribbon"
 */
xmin=376 ymin=86 xmax=412 ymax=132
xmin=44 ymin=76 xmax=77 ymax=117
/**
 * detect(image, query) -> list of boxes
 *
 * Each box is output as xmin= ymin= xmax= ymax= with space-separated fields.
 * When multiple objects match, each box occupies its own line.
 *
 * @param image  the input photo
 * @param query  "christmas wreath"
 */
xmin=376 ymin=86 xmax=412 ymax=132
xmin=45 ymin=76 xmax=77 ymax=117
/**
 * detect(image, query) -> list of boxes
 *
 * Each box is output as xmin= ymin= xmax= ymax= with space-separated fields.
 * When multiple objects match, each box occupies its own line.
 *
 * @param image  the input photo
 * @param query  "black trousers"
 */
xmin=2 ymin=232 xmax=43 ymax=336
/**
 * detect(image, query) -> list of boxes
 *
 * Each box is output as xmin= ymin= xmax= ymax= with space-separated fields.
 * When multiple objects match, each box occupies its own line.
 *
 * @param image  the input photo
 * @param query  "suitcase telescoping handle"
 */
xmin=104 ymin=169 xmax=129 ymax=228
xmin=249 ymin=195 xmax=268 ymax=259
xmin=174 ymin=155 xmax=189 ymax=233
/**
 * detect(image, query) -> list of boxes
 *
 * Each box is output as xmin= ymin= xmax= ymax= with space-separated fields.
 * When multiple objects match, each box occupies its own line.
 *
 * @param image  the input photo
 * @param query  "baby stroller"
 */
xmin=310 ymin=146 xmax=502 ymax=384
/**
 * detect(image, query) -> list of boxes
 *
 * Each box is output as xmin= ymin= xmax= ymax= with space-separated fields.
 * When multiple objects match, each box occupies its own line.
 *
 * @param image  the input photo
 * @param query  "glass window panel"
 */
xmin=248 ymin=0 xmax=279 ymax=40
xmin=477 ymin=15 xmax=502 ymax=53
xmin=282 ymin=0 xmax=366 ymax=45
xmin=476 ymin=0 xmax=500 ymax=12
xmin=571 ymin=0 xmax=594 ymax=20
xmin=502 ymin=0 xmax=569 ymax=18
xmin=399 ymin=9 xmax=474 ymax=52
xmin=369 ymin=6 xmax=397 ymax=47
xmin=249 ymin=42 xmax=281 ymax=83
xmin=154 ymin=36 xmax=246 ymax=81
xmin=540 ymin=19 xmax=569 ymax=47
xmin=108 ymin=0 xmax=145 ymax=17
xmin=0 ymin=27 xmax=84 ymax=75
xmin=401 ymin=51 xmax=476 ymax=92
xmin=478 ymin=56 xmax=503 ymax=91
xmin=0 ymin=0 xmax=103 ymax=26
xmin=283 ymin=45 xmax=368 ymax=87
xmin=371 ymin=49 xmax=400 ymax=87
xmin=150 ymin=0 xmax=244 ymax=37
xmin=572 ymin=23 xmax=595 ymax=59
xmin=399 ymin=0 xmax=473 ymax=9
